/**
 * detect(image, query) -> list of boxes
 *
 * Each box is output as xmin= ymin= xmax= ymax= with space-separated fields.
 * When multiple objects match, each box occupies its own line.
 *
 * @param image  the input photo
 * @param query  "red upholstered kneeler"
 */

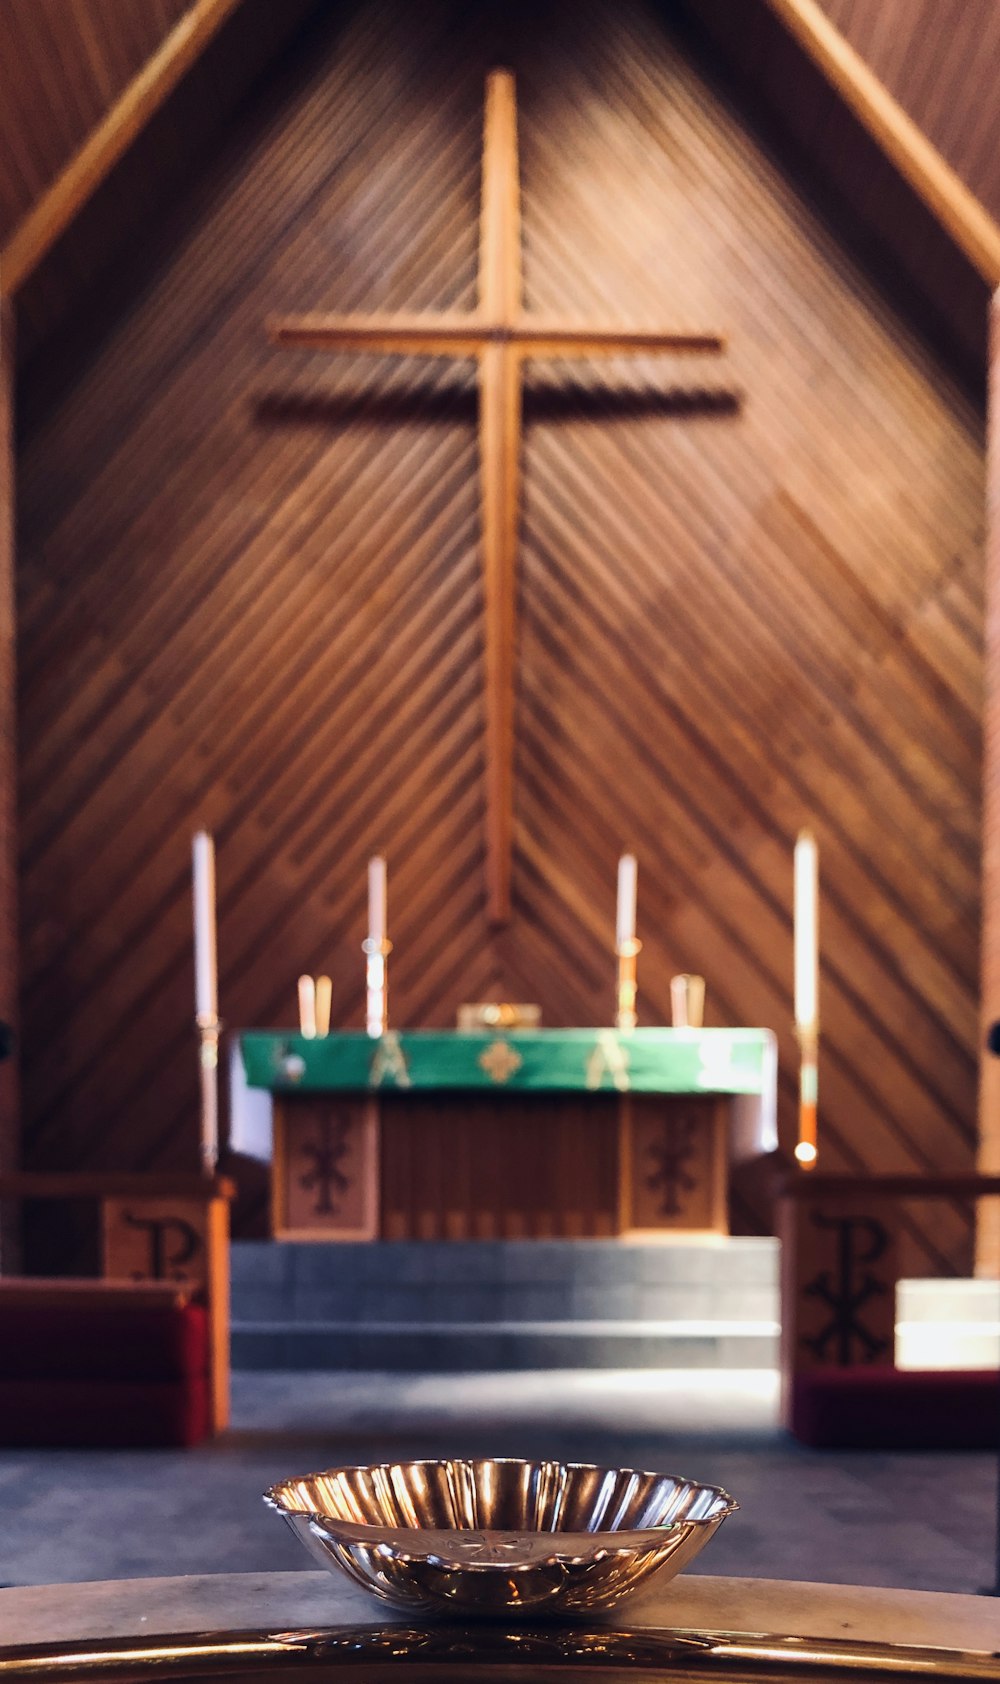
xmin=0 ymin=1283 xmax=212 ymax=1447
xmin=791 ymin=1366 xmax=1000 ymax=1449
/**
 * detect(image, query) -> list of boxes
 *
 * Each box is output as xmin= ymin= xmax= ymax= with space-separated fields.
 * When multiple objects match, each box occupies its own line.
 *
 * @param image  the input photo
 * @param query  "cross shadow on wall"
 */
xmin=252 ymin=376 xmax=742 ymax=430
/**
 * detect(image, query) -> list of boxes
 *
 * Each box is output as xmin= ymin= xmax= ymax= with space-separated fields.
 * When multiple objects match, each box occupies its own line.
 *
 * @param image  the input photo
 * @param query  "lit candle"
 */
xmin=192 ymin=830 xmax=217 ymax=1021
xmin=368 ymin=855 xmax=387 ymax=947
xmin=298 ymin=975 xmax=317 ymax=1039
xmin=794 ymin=830 xmax=819 ymax=1030
xmin=616 ymin=854 xmax=637 ymax=948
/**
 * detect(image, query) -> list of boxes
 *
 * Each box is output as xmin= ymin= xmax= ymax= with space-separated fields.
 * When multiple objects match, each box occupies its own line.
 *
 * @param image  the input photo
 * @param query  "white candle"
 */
xmin=616 ymin=853 xmax=637 ymax=948
xmin=192 ymin=830 xmax=217 ymax=1020
xmin=315 ymin=975 xmax=332 ymax=1038
xmin=368 ymin=854 xmax=387 ymax=946
xmin=794 ymin=829 xmax=819 ymax=1030
xmin=298 ymin=974 xmax=317 ymax=1039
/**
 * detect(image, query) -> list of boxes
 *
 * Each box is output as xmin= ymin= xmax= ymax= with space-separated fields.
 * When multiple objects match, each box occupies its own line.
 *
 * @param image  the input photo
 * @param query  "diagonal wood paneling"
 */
xmin=16 ymin=0 xmax=984 ymax=1269
xmin=818 ymin=0 xmax=1000 ymax=228
xmin=0 ymin=0 xmax=195 ymax=245
xmin=677 ymin=0 xmax=992 ymax=389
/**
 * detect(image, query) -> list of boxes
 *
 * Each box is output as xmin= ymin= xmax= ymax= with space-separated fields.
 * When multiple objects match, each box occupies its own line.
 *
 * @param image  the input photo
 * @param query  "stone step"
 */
xmin=230 ymin=1237 xmax=781 ymax=1370
xmin=231 ymin=1318 xmax=780 ymax=1371
xmin=231 ymin=1236 xmax=780 ymax=1324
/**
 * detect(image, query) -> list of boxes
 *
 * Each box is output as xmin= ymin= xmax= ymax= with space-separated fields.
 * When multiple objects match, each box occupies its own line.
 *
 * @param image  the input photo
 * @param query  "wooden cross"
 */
xmin=268 ymin=71 xmax=725 ymax=926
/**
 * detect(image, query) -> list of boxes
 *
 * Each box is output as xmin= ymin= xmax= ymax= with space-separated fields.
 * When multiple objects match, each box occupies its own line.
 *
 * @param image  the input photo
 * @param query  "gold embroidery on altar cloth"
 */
xmin=369 ymin=1031 xmax=412 ymax=1088
xmin=585 ymin=1029 xmax=631 ymax=1093
xmin=478 ymin=1039 xmax=523 ymax=1083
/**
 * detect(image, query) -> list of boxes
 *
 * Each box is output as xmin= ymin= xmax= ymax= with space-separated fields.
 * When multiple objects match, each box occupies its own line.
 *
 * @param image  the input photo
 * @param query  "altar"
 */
xmin=231 ymin=1027 xmax=777 ymax=1242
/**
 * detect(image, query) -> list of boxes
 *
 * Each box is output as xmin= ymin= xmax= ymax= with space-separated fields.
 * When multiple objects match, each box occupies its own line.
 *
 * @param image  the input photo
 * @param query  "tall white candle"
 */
xmin=368 ymin=855 xmax=387 ymax=946
xmin=192 ymin=830 xmax=217 ymax=1020
xmin=794 ymin=829 xmax=819 ymax=1030
xmin=616 ymin=854 xmax=637 ymax=948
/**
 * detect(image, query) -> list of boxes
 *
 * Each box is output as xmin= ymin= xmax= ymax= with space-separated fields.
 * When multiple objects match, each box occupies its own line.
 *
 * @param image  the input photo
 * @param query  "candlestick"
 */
xmin=315 ymin=975 xmax=332 ymax=1038
xmin=795 ymin=1025 xmax=819 ymax=1168
xmin=195 ymin=1011 xmax=220 ymax=1176
xmin=363 ymin=937 xmax=392 ymax=1037
xmin=616 ymin=853 xmax=637 ymax=948
xmin=368 ymin=855 xmax=387 ymax=946
xmin=298 ymin=974 xmax=317 ymax=1039
xmin=615 ymin=938 xmax=641 ymax=1032
xmin=794 ymin=829 xmax=820 ymax=1170
xmin=191 ymin=831 xmax=219 ymax=1173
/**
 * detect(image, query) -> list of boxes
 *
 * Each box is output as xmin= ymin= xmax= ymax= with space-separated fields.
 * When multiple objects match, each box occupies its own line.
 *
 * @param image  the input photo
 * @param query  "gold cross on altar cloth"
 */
xmin=478 ymin=1038 xmax=524 ymax=1084
xmin=268 ymin=71 xmax=725 ymax=926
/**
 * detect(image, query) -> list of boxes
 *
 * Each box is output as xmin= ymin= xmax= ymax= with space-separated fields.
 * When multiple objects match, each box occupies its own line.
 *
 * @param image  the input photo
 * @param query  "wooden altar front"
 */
xmin=234 ymin=1028 xmax=776 ymax=1242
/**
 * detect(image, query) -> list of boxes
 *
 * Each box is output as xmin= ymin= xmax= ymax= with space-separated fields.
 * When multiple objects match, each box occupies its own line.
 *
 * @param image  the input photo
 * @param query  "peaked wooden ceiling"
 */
xmin=0 ymin=0 xmax=193 ymax=247
xmin=819 ymin=0 xmax=1000 ymax=226
xmin=1 ymin=0 xmax=997 ymax=406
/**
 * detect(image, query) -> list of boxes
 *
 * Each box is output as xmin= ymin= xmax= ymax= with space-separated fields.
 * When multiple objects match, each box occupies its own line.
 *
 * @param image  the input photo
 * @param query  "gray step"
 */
xmin=231 ymin=1237 xmax=779 ymax=1323
xmin=231 ymin=1318 xmax=779 ymax=1372
xmin=230 ymin=1237 xmax=780 ymax=1371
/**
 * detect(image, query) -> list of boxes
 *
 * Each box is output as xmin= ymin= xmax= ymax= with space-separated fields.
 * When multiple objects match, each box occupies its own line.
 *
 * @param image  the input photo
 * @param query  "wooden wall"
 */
xmin=15 ymin=0 xmax=985 ymax=1266
xmin=0 ymin=0 xmax=193 ymax=247
xmin=979 ymin=297 xmax=1000 ymax=1272
xmin=819 ymin=0 xmax=1000 ymax=223
xmin=0 ymin=301 xmax=16 ymax=1213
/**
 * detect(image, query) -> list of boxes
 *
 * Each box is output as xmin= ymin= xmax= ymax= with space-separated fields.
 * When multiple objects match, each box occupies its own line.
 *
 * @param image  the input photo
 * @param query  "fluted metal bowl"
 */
xmin=264 ymin=1457 xmax=737 ymax=1618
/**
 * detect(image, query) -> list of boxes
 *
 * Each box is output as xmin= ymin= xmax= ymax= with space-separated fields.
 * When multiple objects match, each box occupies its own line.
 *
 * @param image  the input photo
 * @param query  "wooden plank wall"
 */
xmin=15 ymin=0 xmax=984 ymax=1267
xmin=0 ymin=299 xmax=17 ymax=1220
xmin=979 ymin=293 xmax=1000 ymax=1273
xmin=819 ymin=0 xmax=1000 ymax=225
xmin=0 ymin=0 xmax=194 ymax=247
xmin=680 ymin=0 xmax=990 ymax=388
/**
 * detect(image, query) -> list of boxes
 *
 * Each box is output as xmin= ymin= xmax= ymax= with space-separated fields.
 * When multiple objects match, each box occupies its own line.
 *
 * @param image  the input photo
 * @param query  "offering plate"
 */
xmin=264 ymin=1456 xmax=737 ymax=1617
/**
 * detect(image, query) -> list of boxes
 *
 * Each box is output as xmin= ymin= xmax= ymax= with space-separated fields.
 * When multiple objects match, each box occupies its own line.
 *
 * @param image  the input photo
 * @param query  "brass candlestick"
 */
xmin=615 ymin=938 xmax=642 ymax=1032
xmin=363 ymin=937 xmax=393 ymax=1037
xmin=196 ymin=1011 xmax=221 ymax=1173
xmin=795 ymin=1021 xmax=819 ymax=1169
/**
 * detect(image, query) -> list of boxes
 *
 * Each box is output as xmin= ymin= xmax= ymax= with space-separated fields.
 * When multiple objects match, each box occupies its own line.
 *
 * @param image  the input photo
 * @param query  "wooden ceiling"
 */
xmin=1 ymin=0 xmax=999 ymax=386
xmin=1 ymin=0 xmax=319 ymax=370
xmin=819 ymin=0 xmax=1000 ymax=225
xmin=0 ymin=0 xmax=193 ymax=243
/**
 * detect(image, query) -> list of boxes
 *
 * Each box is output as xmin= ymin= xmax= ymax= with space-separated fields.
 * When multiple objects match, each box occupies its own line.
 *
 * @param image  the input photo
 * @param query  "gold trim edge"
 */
xmin=1 ymin=1624 xmax=999 ymax=1680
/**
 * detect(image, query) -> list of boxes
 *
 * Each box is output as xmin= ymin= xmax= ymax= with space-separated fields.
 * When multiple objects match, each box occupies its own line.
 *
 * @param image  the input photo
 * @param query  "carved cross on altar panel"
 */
xmin=268 ymin=71 xmax=725 ymax=925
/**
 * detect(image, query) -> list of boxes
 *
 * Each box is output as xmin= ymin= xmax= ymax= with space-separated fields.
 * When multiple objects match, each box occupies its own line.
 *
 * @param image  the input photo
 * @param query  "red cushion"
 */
xmin=0 ymin=1301 xmax=209 ymax=1381
xmin=0 ymin=1377 xmax=212 ymax=1447
xmin=791 ymin=1367 xmax=1000 ymax=1448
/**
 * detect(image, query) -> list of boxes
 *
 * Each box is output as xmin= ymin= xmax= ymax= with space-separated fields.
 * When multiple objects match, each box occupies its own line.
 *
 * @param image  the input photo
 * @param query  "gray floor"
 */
xmin=0 ymin=1369 xmax=996 ymax=1595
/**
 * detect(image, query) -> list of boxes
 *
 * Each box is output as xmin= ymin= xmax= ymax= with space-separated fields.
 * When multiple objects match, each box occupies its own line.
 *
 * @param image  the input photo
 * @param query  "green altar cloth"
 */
xmin=238 ymin=1026 xmax=773 ymax=1096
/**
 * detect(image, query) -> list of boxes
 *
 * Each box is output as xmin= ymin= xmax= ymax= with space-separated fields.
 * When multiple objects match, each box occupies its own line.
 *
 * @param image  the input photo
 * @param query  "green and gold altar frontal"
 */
xmin=231 ymin=1027 xmax=777 ymax=1240
xmin=238 ymin=1026 xmax=775 ymax=1097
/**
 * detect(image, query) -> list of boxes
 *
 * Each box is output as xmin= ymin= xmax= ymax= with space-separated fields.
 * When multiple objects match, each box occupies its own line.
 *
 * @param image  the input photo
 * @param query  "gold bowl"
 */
xmin=264 ymin=1457 xmax=737 ymax=1618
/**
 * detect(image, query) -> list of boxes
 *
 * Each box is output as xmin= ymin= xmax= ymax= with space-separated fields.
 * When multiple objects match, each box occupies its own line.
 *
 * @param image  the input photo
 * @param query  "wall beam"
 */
xmin=764 ymin=0 xmax=1000 ymax=286
xmin=0 ymin=0 xmax=243 ymax=295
